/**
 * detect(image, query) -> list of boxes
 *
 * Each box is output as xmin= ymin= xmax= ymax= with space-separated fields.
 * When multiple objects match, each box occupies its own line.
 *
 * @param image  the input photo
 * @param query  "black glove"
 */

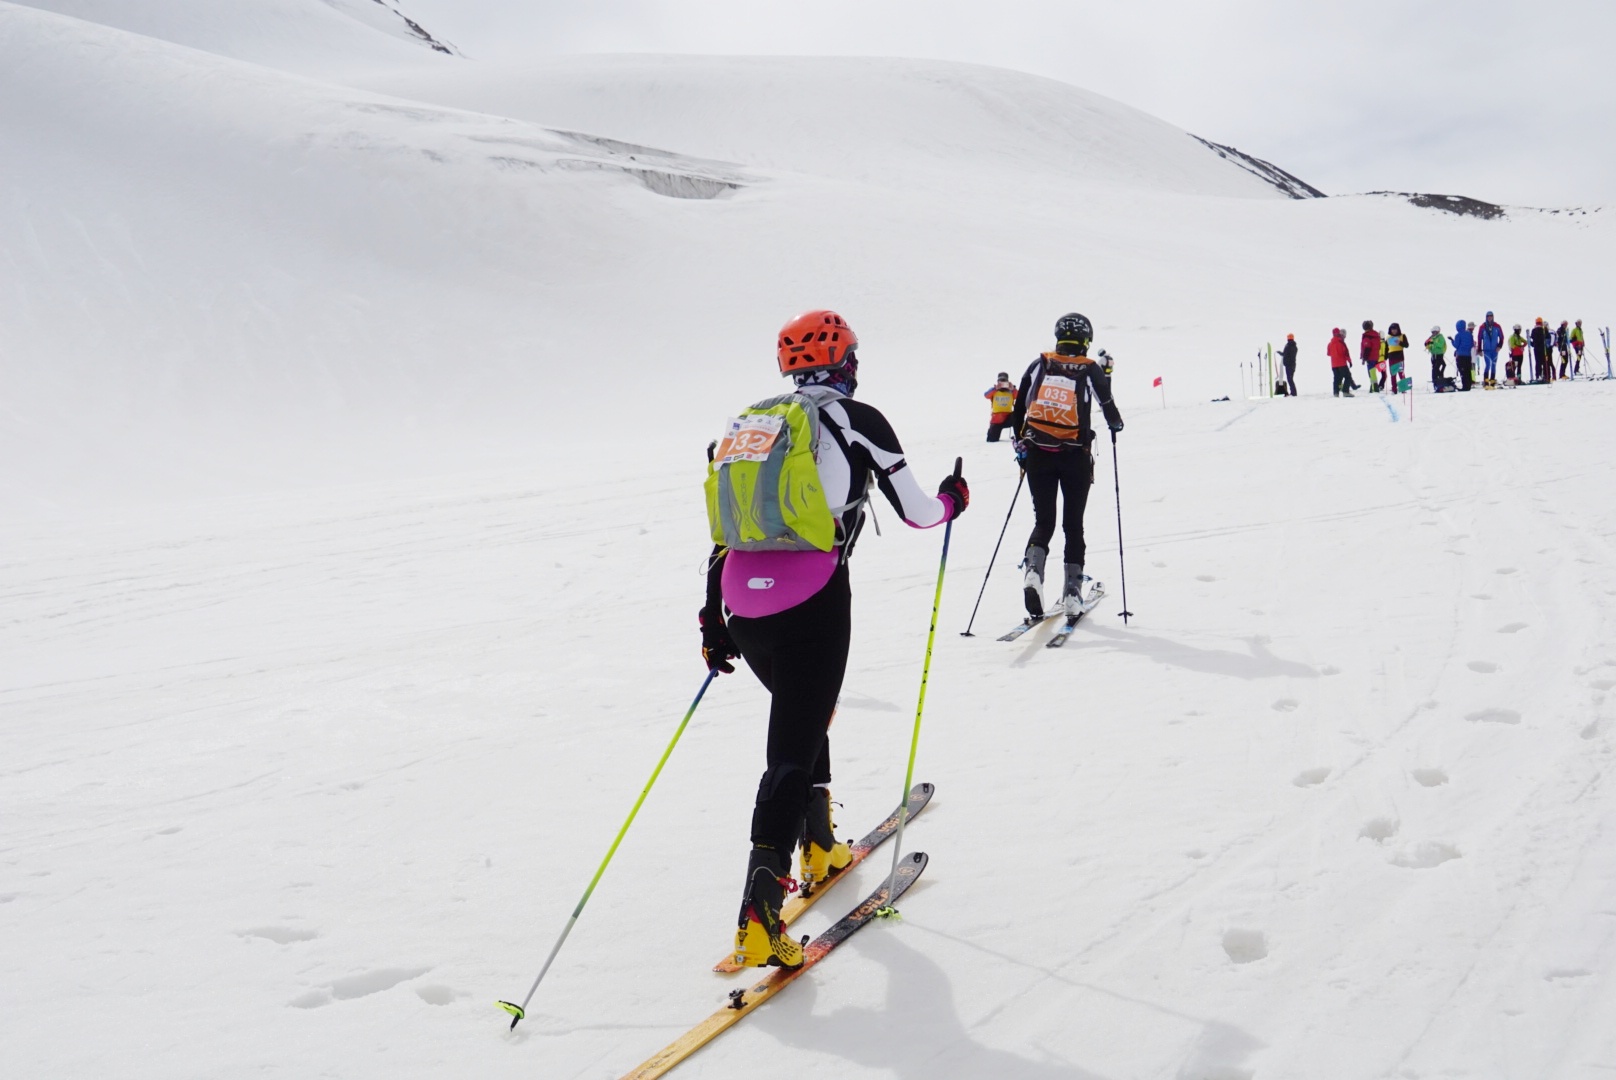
xmin=1108 ymin=417 xmax=1124 ymax=434
xmin=937 ymin=473 xmax=970 ymax=519
xmin=698 ymin=608 xmax=738 ymax=674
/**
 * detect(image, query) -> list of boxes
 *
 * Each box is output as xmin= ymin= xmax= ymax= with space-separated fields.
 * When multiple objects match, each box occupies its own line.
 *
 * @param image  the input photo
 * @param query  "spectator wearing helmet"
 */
xmin=1507 ymin=324 xmax=1527 ymax=385
xmin=1425 ymin=325 xmax=1449 ymax=388
xmin=1572 ymin=319 xmax=1586 ymax=374
xmin=983 ymin=371 xmax=1018 ymax=442
xmin=1478 ymin=312 xmax=1504 ymax=387
xmin=1328 ymin=328 xmax=1354 ymax=397
xmin=1009 ymin=312 xmax=1123 ymax=620
xmin=1529 ymin=317 xmax=1552 ymax=383
xmin=1360 ymin=320 xmax=1383 ymax=391
xmin=700 ymin=309 xmax=969 ymax=971
xmin=1280 ymin=333 xmax=1299 ymax=396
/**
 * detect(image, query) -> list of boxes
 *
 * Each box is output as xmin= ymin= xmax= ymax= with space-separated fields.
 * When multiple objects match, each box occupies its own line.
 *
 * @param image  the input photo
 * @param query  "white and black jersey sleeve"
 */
xmin=803 ymin=387 xmax=948 ymax=531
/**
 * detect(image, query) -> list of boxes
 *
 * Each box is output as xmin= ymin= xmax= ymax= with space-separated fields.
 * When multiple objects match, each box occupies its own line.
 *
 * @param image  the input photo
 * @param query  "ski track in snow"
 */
xmin=5 ymin=385 xmax=1616 ymax=1079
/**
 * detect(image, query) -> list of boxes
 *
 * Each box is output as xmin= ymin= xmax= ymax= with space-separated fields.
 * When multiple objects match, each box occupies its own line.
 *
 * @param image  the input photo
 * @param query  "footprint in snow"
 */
xmin=1271 ymin=698 xmax=1299 ymax=713
xmin=1359 ymin=817 xmax=1399 ymax=842
xmin=1292 ymin=767 xmax=1329 ymax=787
xmin=1497 ymin=622 xmax=1528 ymax=634
xmin=1546 ymin=968 xmax=1592 ymax=982
xmin=1471 ymin=593 xmax=1493 ymax=600
xmin=1495 ymin=567 xmax=1518 ymax=575
xmin=240 ymin=926 xmax=319 ymax=944
xmin=1222 ymin=929 xmax=1268 ymax=964
xmin=1591 ymin=679 xmax=1616 ymax=692
xmin=288 ymin=967 xmax=431 ymax=1009
xmin=415 ymin=985 xmax=469 ymax=1006
xmin=1389 ymin=841 xmax=1461 ymax=869
xmin=1411 ymin=768 xmax=1449 ymax=787
xmin=1466 ymin=708 xmax=1520 ymax=725
xmin=1468 ymin=661 xmax=1500 ymax=674
xmin=1196 ymin=575 xmax=1216 ymax=582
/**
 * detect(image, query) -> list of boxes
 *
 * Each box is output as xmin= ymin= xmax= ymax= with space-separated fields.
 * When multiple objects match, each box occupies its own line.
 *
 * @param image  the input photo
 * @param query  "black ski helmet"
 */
xmin=1054 ymin=312 xmax=1092 ymax=350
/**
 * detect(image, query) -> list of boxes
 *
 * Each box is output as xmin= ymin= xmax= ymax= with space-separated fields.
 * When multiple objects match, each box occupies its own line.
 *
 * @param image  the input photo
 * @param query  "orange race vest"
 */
xmin=1023 ymin=354 xmax=1090 ymax=446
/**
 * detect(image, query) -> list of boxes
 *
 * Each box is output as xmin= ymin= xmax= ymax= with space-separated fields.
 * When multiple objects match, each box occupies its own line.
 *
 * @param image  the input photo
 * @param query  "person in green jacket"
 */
xmin=1507 ymin=325 xmax=1527 ymax=385
xmin=1424 ymin=325 xmax=1448 ymax=387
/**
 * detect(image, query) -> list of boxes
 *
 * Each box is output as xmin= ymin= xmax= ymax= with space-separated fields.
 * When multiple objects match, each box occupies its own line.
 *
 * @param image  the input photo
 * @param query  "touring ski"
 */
xmin=711 ymin=782 xmax=933 ymax=972
xmin=621 ymin=852 xmax=928 ymax=1080
xmin=997 ymin=611 xmax=1061 ymax=642
xmin=1046 ymin=581 xmax=1106 ymax=649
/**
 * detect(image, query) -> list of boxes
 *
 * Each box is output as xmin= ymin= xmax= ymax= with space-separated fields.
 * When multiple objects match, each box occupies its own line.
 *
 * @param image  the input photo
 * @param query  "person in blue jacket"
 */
xmin=1450 ymin=319 xmax=1475 ymax=391
xmin=1477 ymin=311 xmax=1505 ymax=388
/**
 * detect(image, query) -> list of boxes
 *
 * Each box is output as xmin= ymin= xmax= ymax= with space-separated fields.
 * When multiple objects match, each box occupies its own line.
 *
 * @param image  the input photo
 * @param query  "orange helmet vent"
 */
xmin=777 ymin=310 xmax=857 ymax=375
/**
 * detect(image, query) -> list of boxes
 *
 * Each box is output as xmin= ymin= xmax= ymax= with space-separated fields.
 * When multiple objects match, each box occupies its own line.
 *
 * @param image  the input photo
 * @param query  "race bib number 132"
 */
xmin=715 ymin=414 xmax=785 ymax=465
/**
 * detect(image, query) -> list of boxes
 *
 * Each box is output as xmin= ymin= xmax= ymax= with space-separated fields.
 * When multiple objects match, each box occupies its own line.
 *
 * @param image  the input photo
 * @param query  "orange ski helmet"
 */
xmin=777 ymin=310 xmax=857 ymax=375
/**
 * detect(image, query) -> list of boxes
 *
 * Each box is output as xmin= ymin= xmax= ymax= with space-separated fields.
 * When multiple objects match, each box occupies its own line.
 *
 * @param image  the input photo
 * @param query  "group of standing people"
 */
xmin=1319 ymin=314 xmax=1591 ymax=396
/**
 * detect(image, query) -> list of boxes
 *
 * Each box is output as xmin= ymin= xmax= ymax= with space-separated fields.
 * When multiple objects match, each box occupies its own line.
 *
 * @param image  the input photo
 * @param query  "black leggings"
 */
xmin=1025 ymin=447 xmax=1094 ymax=566
xmin=727 ymin=563 xmax=851 ymax=854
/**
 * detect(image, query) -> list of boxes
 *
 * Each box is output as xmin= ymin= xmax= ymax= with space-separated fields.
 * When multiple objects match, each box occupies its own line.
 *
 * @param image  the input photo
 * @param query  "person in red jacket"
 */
xmin=1360 ymin=320 xmax=1384 ymax=391
xmin=1328 ymin=328 xmax=1354 ymax=397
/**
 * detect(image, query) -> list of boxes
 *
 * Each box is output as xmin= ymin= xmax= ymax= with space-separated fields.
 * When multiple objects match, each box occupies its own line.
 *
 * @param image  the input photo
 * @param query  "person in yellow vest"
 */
xmin=983 ymin=371 xmax=1018 ymax=441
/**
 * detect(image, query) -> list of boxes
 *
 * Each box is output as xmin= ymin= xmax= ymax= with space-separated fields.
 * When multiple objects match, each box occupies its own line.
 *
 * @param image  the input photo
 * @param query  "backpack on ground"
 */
xmin=705 ymin=392 xmax=843 ymax=553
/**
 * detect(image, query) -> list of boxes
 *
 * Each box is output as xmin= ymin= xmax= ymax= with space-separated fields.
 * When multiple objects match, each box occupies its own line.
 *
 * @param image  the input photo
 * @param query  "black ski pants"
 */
xmin=1283 ymin=361 xmax=1297 ymax=396
xmin=1456 ymin=355 xmax=1473 ymax=390
xmin=1332 ymin=366 xmax=1352 ymax=395
xmin=727 ymin=563 xmax=850 ymax=857
xmin=1024 ymin=446 xmax=1094 ymax=567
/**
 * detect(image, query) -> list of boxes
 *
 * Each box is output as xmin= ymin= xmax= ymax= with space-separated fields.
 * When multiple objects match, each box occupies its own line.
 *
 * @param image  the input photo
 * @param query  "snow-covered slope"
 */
xmin=4 ymin=0 xmax=1609 ymax=515
xmin=7 ymin=384 xmax=1616 ymax=1079
xmin=5 ymin=14 xmax=1616 ymax=1076
xmin=9 ymin=0 xmax=458 ymax=73
xmin=356 ymin=54 xmax=1292 ymax=198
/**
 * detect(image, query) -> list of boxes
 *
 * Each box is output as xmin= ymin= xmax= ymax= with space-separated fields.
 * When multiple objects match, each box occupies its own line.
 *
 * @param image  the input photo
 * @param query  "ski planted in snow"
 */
xmin=1046 ymin=581 xmax=1106 ymax=649
xmin=711 ymin=781 xmax=933 ymax=972
xmin=997 ymin=611 xmax=1061 ymax=642
xmin=621 ymin=851 xmax=928 ymax=1080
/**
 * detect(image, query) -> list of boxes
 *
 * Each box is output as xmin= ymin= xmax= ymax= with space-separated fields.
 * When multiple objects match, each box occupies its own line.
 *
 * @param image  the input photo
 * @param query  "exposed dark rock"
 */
xmin=1370 ymin=191 xmax=1506 ymax=220
xmin=1191 ymin=135 xmax=1326 ymax=200
xmin=371 ymin=0 xmax=457 ymax=55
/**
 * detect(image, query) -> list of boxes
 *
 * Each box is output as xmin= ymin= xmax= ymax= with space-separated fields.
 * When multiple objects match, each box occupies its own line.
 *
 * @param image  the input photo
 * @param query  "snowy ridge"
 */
xmin=1190 ymin=134 xmax=1327 ymax=199
xmin=9 ymin=0 xmax=459 ymax=72
xmin=360 ymin=55 xmax=1300 ymax=198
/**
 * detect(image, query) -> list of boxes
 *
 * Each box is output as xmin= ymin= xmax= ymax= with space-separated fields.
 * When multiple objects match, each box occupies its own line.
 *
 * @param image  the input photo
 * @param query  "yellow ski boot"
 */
xmin=733 ymin=847 xmax=804 ymax=969
xmin=798 ymin=786 xmax=853 ymax=893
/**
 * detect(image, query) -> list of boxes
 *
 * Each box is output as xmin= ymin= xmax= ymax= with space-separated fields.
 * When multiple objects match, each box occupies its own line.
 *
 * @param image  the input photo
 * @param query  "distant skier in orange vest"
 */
xmin=983 ymin=372 xmax=1018 ymax=442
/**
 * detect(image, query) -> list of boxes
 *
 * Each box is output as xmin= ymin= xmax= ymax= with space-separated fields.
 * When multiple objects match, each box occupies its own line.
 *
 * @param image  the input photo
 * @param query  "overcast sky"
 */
xmin=401 ymin=0 xmax=1616 ymax=207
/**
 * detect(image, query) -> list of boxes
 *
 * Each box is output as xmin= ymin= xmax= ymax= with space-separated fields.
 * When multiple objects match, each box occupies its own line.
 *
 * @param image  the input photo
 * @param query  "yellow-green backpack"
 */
xmin=704 ymin=392 xmax=840 ymax=552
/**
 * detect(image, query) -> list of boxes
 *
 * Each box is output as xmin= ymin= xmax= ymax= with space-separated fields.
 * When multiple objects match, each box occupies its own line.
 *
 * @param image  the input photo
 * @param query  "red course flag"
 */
xmin=1152 ymin=376 xmax=1163 ymax=387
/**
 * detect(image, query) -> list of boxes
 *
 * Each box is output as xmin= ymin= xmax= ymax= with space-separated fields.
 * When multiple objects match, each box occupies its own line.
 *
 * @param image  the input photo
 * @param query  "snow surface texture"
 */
xmin=4 ymin=3 xmax=1616 ymax=1078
